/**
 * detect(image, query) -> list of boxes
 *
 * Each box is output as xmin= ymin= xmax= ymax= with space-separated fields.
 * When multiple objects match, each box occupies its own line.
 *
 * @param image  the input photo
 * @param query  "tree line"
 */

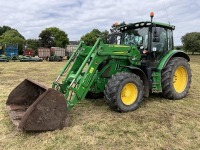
xmin=181 ymin=32 xmax=200 ymax=54
xmin=0 ymin=26 xmax=69 ymax=54
xmin=0 ymin=25 xmax=199 ymax=55
xmin=0 ymin=26 xmax=110 ymax=55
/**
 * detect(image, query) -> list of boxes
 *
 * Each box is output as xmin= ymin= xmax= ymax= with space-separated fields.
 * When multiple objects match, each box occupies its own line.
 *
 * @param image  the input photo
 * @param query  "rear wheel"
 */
xmin=104 ymin=72 xmax=144 ymax=112
xmin=161 ymin=57 xmax=192 ymax=99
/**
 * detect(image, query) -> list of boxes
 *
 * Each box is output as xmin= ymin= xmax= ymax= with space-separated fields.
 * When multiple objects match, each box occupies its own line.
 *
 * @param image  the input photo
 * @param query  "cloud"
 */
xmin=0 ymin=0 xmax=199 ymax=45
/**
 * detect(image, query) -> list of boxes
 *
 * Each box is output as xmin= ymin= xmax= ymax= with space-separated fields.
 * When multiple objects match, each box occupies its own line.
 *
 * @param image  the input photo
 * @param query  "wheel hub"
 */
xmin=173 ymin=66 xmax=188 ymax=93
xmin=121 ymin=83 xmax=138 ymax=105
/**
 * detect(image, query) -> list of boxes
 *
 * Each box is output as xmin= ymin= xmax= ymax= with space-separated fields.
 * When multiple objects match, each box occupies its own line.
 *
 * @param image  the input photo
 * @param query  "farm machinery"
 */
xmin=6 ymin=13 xmax=191 ymax=131
xmin=0 ymin=55 xmax=9 ymax=62
xmin=19 ymin=55 xmax=43 ymax=62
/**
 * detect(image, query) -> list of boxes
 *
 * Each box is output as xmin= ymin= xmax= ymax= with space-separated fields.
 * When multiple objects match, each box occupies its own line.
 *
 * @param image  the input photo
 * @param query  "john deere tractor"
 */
xmin=6 ymin=13 xmax=191 ymax=131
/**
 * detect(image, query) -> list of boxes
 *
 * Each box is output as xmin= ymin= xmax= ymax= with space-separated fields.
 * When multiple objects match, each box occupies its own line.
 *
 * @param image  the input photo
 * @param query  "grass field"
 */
xmin=0 ymin=55 xmax=200 ymax=150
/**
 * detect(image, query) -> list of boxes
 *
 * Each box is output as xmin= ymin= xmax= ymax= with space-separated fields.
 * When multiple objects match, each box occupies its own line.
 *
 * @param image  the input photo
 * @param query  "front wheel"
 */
xmin=104 ymin=72 xmax=144 ymax=112
xmin=161 ymin=57 xmax=192 ymax=99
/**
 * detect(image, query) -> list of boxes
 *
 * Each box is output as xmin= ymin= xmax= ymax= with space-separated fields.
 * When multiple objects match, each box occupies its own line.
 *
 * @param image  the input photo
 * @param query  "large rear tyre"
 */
xmin=161 ymin=57 xmax=192 ymax=99
xmin=104 ymin=72 xmax=144 ymax=112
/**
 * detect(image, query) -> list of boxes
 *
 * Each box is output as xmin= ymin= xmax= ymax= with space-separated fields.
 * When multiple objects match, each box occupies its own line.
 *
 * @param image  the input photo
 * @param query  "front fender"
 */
xmin=124 ymin=66 xmax=149 ymax=97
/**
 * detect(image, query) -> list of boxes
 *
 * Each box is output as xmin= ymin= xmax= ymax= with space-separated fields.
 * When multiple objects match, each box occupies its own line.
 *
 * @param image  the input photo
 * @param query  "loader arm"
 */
xmin=52 ymin=38 xmax=108 ymax=110
xmin=52 ymin=37 xmax=142 ymax=110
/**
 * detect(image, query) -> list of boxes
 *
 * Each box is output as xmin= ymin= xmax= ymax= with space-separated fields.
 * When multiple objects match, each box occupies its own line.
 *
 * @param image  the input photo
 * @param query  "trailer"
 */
xmin=37 ymin=48 xmax=50 ymax=59
xmin=50 ymin=47 xmax=65 ymax=57
xmin=23 ymin=49 xmax=34 ymax=57
xmin=4 ymin=44 xmax=18 ymax=60
xmin=45 ymin=47 xmax=65 ymax=61
xmin=66 ymin=45 xmax=77 ymax=59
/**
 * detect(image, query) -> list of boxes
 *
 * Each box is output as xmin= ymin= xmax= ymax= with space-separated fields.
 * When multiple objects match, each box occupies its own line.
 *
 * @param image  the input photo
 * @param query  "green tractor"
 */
xmin=6 ymin=13 xmax=191 ymax=131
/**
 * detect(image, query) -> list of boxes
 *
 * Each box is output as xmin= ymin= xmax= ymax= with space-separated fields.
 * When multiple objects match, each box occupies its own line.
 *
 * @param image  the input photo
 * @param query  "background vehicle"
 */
xmin=19 ymin=55 xmax=43 ymax=62
xmin=0 ymin=55 xmax=9 ymax=62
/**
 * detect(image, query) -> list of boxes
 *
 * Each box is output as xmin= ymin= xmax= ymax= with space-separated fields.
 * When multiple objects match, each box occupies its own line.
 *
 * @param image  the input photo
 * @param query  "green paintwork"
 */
xmin=150 ymin=50 xmax=190 ymax=93
xmin=157 ymin=50 xmax=187 ymax=70
xmin=151 ymin=71 xmax=162 ymax=93
xmin=51 ymin=20 xmax=190 ymax=111
xmin=152 ymin=22 xmax=175 ymax=29
xmin=52 ymin=38 xmax=141 ymax=110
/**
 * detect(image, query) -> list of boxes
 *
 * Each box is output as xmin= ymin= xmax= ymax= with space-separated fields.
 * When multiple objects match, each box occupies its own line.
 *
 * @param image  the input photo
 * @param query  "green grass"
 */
xmin=0 ymin=55 xmax=200 ymax=150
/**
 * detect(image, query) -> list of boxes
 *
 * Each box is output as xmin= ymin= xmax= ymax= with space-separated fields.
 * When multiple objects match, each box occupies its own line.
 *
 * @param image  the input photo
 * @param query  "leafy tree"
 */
xmin=174 ymin=45 xmax=183 ymax=50
xmin=81 ymin=22 xmax=126 ymax=46
xmin=0 ymin=29 xmax=25 ymax=54
xmin=101 ymin=30 xmax=109 ymax=43
xmin=39 ymin=27 xmax=69 ymax=48
xmin=81 ymin=29 xmax=101 ymax=46
xmin=181 ymin=32 xmax=200 ymax=54
xmin=39 ymin=30 xmax=55 ymax=48
xmin=0 ymin=26 xmax=12 ymax=36
xmin=81 ymin=29 xmax=109 ymax=45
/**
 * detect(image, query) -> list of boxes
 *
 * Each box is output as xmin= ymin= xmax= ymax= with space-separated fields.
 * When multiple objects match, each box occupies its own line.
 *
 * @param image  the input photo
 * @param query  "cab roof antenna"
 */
xmin=162 ymin=0 xmax=170 ymax=25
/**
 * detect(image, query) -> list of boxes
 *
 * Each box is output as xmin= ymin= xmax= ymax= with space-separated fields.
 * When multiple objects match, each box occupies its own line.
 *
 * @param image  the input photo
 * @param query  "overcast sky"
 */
xmin=0 ymin=0 xmax=199 ymax=45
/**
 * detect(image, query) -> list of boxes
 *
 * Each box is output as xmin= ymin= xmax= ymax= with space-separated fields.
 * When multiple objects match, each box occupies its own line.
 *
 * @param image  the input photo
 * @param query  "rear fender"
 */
xmin=158 ymin=50 xmax=190 ymax=70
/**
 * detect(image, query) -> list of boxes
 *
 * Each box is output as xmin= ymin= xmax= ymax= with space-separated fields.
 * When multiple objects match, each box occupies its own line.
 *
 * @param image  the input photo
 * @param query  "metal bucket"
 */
xmin=6 ymin=78 xmax=70 ymax=131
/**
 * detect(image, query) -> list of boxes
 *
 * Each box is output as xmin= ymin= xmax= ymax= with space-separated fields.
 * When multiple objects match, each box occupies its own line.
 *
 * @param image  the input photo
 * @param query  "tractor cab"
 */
xmin=108 ymin=12 xmax=175 ymax=65
xmin=119 ymin=21 xmax=175 ymax=63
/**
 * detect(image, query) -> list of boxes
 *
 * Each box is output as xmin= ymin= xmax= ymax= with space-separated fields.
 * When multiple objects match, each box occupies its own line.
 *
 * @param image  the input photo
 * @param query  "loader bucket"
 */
xmin=6 ymin=78 xmax=70 ymax=131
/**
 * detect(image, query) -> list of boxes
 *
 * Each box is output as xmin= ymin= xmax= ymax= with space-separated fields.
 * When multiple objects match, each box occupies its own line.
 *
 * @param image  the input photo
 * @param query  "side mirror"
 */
xmin=107 ymin=33 xmax=121 ymax=44
xmin=153 ymin=36 xmax=160 ymax=42
xmin=152 ymin=27 xmax=161 ymax=42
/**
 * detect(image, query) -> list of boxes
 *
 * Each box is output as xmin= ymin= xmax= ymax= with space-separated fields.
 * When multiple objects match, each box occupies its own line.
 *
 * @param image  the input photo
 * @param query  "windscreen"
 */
xmin=121 ymin=27 xmax=148 ymax=48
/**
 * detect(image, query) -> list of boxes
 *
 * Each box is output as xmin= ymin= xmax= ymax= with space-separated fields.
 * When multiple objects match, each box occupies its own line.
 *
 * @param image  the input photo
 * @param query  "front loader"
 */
xmin=6 ymin=13 xmax=192 ymax=131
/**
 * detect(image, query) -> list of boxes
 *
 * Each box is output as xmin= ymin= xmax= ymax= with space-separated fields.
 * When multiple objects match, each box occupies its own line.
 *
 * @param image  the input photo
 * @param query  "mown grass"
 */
xmin=0 ymin=55 xmax=200 ymax=150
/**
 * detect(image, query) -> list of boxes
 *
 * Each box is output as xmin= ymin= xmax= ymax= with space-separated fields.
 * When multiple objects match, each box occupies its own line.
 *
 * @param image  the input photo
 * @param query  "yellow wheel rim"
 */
xmin=121 ymin=83 xmax=138 ymax=105
xmin=173 ymin=66 xmax=188 ymax=93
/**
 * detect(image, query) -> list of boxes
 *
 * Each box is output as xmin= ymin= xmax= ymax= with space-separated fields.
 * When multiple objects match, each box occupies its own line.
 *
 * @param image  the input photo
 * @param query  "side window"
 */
xmin=152 ymin=27 xmax=167 ymax=52
xmin=160 ymin=28 xmax=167 ymax=51
xmin=167 ymin=29 xmax=173 ymax=50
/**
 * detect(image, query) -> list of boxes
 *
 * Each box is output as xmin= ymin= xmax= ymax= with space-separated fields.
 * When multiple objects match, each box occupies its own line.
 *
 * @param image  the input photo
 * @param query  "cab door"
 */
xmin=150 ymin=27 xmax=174 ymax=63
xmin=151 ymin=27 xmax=168 ymax=62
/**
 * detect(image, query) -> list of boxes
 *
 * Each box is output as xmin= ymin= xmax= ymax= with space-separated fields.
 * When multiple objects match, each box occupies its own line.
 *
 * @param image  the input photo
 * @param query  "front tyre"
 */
xmin=104 ymin=72 xmax=144 ymax=112
xmin=161 ymin=57 xmax=192 ymax=99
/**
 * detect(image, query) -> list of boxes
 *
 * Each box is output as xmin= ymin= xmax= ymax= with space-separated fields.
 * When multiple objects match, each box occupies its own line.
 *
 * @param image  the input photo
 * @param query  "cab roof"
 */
xmin=119 ymin=21 xmax=175 ymax=31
